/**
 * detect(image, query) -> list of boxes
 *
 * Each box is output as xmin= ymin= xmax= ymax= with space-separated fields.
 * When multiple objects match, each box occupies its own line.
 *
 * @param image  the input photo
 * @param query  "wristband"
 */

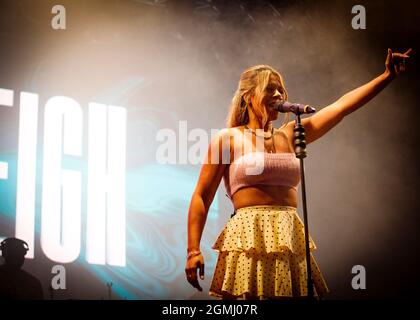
xmin=187 ymin=250 xmax=201 ymax=259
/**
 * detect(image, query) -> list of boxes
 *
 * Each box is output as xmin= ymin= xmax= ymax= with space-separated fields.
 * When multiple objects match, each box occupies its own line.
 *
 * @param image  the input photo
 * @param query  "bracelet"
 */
xmin=187 ymin=250 xmax=201 ymax=259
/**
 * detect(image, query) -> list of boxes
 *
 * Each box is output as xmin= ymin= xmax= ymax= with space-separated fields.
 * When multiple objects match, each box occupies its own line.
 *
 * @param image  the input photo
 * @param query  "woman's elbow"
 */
xmin=195 ymin=189 xmax=215 ymax=212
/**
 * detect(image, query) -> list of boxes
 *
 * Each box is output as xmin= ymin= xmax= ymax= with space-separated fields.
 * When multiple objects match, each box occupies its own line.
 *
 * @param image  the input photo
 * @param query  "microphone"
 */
xmin=271 ymin=100 xmax=316 ymax=115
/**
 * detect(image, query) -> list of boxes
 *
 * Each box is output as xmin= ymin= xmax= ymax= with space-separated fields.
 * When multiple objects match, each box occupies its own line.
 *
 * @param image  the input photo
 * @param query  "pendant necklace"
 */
xmin=244 ymin=125 xmax=277 ymax=153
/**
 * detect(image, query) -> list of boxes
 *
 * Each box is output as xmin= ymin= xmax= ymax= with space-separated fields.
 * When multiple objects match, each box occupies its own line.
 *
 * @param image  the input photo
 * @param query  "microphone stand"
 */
xmin=293 ymin=111 xmax=315 ymax=300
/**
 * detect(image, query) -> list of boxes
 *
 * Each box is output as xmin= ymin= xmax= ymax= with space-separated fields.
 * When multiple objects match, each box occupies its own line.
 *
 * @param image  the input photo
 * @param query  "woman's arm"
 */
xmin=286 ymin=48 xmax=413 ymax=144
xmin=185 ymin=129 xmax=230 ymax=291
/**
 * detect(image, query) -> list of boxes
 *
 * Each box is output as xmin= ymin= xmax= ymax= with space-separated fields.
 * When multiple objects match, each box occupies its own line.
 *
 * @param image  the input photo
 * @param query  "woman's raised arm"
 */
xmin=286 ymin=48 xmax=413 ymax=144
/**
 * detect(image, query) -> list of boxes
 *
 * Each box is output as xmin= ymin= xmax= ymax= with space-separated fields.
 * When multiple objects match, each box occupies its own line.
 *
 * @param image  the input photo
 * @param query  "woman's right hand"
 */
xmin=185 ymin=253 xmax=205 ymax=291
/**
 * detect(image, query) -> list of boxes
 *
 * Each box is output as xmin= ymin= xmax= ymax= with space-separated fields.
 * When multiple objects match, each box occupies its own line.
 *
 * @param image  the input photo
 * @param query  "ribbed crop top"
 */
xmin=223 ymin=152 xmax=300 ymax=199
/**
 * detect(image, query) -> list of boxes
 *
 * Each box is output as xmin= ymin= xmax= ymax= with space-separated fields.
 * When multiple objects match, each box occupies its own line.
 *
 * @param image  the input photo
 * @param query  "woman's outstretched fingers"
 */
xmin=404 ymin=48 xmax=414 ymax=56
xmin=386 ymin=48 xmax=392 ymax=64
xmin=392 ymin=52 xmax=411 ymax=59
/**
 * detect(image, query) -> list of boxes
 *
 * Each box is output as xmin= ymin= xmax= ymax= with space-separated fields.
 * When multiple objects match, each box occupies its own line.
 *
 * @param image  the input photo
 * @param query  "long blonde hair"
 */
xmin=226 ymin=65 xmax=290 ymax=128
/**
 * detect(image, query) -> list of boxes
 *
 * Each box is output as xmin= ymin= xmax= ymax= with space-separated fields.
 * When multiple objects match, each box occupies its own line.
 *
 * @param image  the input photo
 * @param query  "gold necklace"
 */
xmin=244 ymin=125 xmax=273 ymax=139
xmin=244 ymin=125 xmax=277 ymax=153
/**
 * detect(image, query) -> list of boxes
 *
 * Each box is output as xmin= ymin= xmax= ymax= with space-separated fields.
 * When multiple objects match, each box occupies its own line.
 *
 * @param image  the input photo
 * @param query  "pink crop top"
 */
xmin=223 ymin=152 xmax=300 ymax=199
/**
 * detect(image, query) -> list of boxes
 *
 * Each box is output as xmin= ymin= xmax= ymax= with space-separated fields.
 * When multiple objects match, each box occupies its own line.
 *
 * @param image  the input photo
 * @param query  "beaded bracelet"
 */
xmin=187 ymin=250 xmax=201 ymax=259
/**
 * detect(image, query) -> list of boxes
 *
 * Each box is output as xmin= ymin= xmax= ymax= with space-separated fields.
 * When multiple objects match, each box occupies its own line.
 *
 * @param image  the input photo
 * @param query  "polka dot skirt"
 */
xmin=209 ymin=205 xmax=330 ymax=300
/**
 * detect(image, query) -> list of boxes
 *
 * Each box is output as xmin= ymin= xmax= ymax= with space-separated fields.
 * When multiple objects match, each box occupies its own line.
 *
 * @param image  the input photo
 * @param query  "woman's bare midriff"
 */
xmin=231 ymin=185 xmax=298 ymax=210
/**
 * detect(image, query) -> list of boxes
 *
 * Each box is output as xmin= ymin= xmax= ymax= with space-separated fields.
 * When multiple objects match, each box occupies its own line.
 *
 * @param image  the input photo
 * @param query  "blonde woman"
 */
xmin=185 ymin=48 xmax=412 ymax=299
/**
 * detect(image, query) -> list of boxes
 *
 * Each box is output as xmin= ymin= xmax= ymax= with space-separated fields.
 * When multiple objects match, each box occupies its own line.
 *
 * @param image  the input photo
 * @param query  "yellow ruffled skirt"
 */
xmin=209 ymin=205 xmax=329 ymax=299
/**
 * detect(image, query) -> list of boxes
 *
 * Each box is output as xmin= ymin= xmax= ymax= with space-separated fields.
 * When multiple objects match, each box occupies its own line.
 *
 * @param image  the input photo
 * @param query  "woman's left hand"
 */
xmin=385 ymin=48 xmax=413 ymax=78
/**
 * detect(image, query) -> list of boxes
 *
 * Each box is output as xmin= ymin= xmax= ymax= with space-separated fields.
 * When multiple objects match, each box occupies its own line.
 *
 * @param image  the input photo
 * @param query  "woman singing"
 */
xmin=185 ymin=48 xmax=412 ymax=299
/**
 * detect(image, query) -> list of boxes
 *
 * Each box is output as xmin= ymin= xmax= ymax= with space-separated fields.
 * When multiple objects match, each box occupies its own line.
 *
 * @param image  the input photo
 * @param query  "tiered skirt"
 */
xmin=209 ymin=205 xmax=329 ymax=299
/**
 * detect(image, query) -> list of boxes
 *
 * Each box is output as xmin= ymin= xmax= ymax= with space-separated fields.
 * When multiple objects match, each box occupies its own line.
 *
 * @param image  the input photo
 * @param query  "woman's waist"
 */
xmin=234 ymin=204 xmax=298 ymax=213
xmin=231 ymin=185 xmax=298 ymax=210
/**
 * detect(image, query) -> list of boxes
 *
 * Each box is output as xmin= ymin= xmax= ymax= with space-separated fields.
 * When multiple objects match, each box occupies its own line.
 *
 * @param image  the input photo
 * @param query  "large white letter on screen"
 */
xmin=15 ymin=92 xmax=39 ymax=258
xmin=86 ymin=103 xmax=126 ymax=266
xmin=41 ymin=96 xmax=82 ymax=263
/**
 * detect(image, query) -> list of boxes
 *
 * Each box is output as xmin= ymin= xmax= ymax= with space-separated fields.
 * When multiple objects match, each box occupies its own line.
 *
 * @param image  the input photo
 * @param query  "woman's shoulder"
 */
xmin=275 ymin=121 xmax=294 ymax=135
xmin=209 ymin=127 xmax=244 ymax=158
